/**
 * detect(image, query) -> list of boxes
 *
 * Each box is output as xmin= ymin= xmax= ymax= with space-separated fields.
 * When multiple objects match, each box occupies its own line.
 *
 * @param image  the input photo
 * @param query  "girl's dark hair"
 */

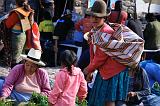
xmin=16 ymin=0 xmax=31 ymax=11
xmin=115 ymin=0 xmax=122 ymax=11
xmin=132 ymin=66 xmax=144 ymax=91
xmin=60 ymin=50 xmax=77 ymax=75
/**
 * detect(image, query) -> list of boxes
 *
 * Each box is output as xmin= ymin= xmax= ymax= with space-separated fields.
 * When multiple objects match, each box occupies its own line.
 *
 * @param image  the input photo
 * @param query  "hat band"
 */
xmin=27 ymin=56 xmax=40 ymax=62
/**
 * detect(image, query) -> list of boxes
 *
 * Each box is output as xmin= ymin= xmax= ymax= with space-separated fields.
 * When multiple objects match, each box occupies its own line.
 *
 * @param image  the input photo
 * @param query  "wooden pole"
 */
xmin=134 ymin=0 xmax=137 ymax=19
xmin=148 ymin=0 xmax=152 ymax=13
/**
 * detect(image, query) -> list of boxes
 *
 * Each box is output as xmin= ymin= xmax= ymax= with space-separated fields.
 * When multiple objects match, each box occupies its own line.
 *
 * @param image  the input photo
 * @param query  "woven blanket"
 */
xmin=89 ymin=24 xmax=144 ymax=67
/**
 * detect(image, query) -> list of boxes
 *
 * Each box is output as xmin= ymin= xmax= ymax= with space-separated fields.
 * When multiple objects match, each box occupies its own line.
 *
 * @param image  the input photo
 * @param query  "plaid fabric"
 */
xmin=89 ymin=24 xmax=144 ymax=67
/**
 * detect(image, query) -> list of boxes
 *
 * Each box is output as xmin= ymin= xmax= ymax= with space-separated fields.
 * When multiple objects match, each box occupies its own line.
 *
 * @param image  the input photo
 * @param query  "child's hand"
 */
xmin=48 ymin=102 xmax=53 ymax=106
xmin=128 ymin=92 xmax=137 ymax=97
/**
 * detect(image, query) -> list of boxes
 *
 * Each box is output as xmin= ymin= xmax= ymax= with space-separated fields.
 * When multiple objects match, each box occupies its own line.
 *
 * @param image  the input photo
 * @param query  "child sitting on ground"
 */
xmin=127 ymin=66 xmax=160 ymax=106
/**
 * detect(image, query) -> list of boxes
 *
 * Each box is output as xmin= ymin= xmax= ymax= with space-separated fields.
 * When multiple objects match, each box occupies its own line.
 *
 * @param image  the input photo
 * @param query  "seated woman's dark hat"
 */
xmin=88 ymin=0 xmax=109 ymax=17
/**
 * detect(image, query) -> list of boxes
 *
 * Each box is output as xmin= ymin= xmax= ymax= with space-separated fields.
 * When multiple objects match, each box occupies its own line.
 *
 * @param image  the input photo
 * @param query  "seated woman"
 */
xmin=0 ymin=48 xmax=51 ymax=102
xmin=127 ymin=66 xmax=160 ymax=106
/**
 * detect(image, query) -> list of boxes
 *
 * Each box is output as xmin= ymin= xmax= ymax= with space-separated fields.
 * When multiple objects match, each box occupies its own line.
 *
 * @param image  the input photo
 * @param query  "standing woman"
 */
xmin=4 ymin=0 xmax=33 ymax=67
xmin=107 ymin=0 xmax=128 ymax=25
xmin=83 ymin=0 xmax=129 ymax=106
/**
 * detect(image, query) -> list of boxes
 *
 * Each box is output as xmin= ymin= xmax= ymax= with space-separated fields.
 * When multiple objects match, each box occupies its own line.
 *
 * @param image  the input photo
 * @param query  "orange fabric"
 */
xmin=14 ymin=7 xmax=31 ymax=17
xmin=26 ymin=22 xmax=41 ymax=50
xmin=5 ymin=12 xmax=20 ymax=29
xmin=5 ymin=7 xmax=32 ymax=29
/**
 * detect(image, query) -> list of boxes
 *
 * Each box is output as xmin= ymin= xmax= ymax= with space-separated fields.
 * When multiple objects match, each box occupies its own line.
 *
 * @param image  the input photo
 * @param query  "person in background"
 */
xmin=143 ymin=13 xmax=160 ymax=60
xmin=75 ymin=9 xmax=92 ymax=35
xmin=54 ymin=0 xmax=74 ymax=21
xmin=28 ymin=0 xmax=41 ymax=23
xmin=41 ymin=0 xmax=54 ymax=18
xmin=0 ymin=48 xmax=51 ymax=102
xmin=83 ymin=0 xmax=129 ymax=106
xmin=39 ymin=10 xmax=54 ymax=66
xmin=39 ymin=10 xmax=54 ymax=40
xmin=54 ymin=9 xmax=74 ymax=42
xmin=3 ymin=0 xmax=34 ymax=67
xmin=108 ymin=0 xmax=128 ymax=25
xmin=126 ymin=13 xmax=144 ymax=39
xmin=48 ymin=50 xmax=87 ymax=106
xmin=75 ymin=8 xmax=93 ymax=70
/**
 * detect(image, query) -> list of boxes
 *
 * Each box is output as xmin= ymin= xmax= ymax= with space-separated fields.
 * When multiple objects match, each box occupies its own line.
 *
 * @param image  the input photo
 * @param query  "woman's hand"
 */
xmin=83 ymin=67 xmax=88 ymax=76
xmin=0 ymin=96 xmax=6 ymax=101
xmin=83 ymin=68 xmax=93 ymax=82
xmin=86 ymin=73 xmax=93 ymax=83
xmin=128 ymin=92 xmax=137 ymax=97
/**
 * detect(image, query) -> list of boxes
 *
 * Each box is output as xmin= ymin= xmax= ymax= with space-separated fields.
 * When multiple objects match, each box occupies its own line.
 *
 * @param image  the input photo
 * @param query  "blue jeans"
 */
xmin=142 ymin=94 xmax=160 ymax=106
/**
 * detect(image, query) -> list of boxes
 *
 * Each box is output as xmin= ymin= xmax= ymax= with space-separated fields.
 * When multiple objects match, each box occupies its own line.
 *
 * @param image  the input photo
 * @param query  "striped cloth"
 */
xmin=89 ymin=24 xmax=144 ymax=67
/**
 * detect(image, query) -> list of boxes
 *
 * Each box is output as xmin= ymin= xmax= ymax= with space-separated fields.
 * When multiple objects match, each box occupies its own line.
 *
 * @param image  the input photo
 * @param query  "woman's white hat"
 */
xmin=21 ymin=48 xmax=45 ymax=66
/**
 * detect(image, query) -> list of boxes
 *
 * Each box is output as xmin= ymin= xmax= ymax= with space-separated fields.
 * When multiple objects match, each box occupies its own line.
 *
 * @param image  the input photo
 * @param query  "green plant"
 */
xmin=0 ymin=99 xmax=14 ymax=106
xmin=29 ymin=92 xmax=48 ymax=106
xmin=153 ymin=82 xmax=160 ymax=91
xmin=75 ymin=97 xmax=87 ymax=106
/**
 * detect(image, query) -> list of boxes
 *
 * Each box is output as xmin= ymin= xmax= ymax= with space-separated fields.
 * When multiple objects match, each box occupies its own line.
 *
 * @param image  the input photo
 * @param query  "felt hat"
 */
xmin=88 ymin=0 xmax=109 ymax=17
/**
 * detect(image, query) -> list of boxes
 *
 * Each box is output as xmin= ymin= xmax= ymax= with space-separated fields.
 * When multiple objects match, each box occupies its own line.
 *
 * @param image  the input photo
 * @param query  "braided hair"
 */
xmin=115 ymin=0 xmax=122 ymax=11
xmin=60 ymin=50 xmax=77 ymax=75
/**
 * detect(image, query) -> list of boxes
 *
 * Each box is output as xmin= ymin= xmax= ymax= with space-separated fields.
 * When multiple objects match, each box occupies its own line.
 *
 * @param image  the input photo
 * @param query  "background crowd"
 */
xmin=0 ymin=0 xmax=160 ymax=106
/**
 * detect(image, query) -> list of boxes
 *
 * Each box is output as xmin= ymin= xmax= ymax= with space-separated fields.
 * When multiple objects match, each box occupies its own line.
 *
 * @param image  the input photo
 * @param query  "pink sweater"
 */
xmin=48 ymin=66 xmax=87 ymax=106
xmin=1 ymin=64 xmax=51 ymax=97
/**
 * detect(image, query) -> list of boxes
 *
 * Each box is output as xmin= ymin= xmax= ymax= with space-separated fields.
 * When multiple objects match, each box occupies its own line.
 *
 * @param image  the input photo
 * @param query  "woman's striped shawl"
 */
xmin=89 ymin=24 xmax=144 ymax=67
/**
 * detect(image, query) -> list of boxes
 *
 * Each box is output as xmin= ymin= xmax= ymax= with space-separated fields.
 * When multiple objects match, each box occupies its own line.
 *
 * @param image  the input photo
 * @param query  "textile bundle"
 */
xmin=89 ymin=24 xmax=144 ymax=67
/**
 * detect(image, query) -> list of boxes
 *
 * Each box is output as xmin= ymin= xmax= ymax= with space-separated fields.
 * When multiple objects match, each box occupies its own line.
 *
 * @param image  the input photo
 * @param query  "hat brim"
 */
xmin=88 ymin=11 xmax=109 ymax=17
xmin=21 ymin=54 xmax=46 ymax=66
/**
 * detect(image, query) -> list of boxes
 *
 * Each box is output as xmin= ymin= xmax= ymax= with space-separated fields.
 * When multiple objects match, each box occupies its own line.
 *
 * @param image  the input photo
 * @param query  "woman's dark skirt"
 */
xmin=88 ymin=68 xmax=129 ymax=106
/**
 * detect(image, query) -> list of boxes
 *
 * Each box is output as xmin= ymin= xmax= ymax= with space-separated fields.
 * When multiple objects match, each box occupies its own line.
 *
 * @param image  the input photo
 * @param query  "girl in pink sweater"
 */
xmin=48 ymin=50 xmax=87 ymax=106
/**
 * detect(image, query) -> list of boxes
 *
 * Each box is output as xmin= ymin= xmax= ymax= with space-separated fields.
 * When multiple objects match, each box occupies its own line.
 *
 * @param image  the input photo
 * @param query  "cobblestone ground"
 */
xmin=0 ymin=66 xmax=60 ymax=88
